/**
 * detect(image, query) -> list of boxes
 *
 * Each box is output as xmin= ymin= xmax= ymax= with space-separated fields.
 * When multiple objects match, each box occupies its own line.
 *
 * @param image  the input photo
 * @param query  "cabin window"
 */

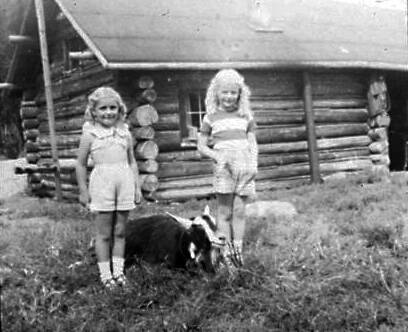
xmin=180 ymin=89 xmax=207 ymax=147
xmin=63 ymin=37 xmax=87 ymax=71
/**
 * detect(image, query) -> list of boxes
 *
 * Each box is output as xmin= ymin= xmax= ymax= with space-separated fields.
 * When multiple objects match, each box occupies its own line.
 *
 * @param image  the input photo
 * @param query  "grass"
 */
xmin=2 ymin=171 xmax=408 ymax=331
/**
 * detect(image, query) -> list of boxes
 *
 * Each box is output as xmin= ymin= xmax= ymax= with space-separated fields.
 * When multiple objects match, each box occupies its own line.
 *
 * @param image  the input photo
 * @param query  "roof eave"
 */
xmin=104 ymin=60 xmax=408 ymax=72
xmin=53 ymin=0 xmax=108 ymax=67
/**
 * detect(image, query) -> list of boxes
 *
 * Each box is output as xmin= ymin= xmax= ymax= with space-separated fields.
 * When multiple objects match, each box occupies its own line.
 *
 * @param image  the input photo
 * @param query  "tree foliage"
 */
xmin=0 ymin=0 xmax=26 ymax=81
xmin=0 ymin=0 xmax=26 ymax=158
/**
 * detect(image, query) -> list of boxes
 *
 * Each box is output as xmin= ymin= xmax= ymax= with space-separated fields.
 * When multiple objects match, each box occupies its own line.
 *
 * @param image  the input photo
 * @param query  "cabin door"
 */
xmin=387 ymin=73 xmax=408 ymax=171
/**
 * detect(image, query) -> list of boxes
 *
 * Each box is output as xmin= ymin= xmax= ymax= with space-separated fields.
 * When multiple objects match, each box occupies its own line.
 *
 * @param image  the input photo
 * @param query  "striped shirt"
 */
xmin=200 ymin=111 xmax=256 ymax=150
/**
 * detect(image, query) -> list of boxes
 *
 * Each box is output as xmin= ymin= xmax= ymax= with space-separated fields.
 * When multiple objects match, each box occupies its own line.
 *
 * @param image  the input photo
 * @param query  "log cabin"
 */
xmin=3 ymin=0 xmax=408 ymax=201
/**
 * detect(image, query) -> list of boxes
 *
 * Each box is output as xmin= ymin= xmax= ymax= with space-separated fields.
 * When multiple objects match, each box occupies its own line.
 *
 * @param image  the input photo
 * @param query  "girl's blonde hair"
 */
xmin=84 ymin=86 xmax=127 ymax=123
xmin=205 ymin=69 xmax=252 ymax=118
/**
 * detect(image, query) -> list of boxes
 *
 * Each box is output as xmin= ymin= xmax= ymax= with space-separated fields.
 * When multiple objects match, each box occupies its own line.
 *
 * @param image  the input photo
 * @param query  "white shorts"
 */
xmin=89 ymin=163 xmax=135 ymax=211
xmin=213 ymin=148 xmax=257 ymax=196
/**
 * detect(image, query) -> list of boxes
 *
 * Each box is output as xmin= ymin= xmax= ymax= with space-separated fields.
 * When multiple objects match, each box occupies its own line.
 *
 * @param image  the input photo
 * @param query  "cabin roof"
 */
xmin=4 ymin=0 xmax=408 ymax=89
xmin=54 ymin=0 xmax=408 ymax=70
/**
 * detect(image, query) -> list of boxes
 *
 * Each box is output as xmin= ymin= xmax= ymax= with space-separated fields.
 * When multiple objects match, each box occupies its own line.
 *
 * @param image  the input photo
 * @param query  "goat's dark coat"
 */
xmin=125 ymin=214 xmax=214 ymax=271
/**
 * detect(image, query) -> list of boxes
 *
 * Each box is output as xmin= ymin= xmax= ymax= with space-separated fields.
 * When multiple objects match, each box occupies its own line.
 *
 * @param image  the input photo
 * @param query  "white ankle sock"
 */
xmin=233 ymin=240 xmax=243 ymax=254
xmin=112 ymin=256 xmax=125 ymax=278
xmin=97 ymin=261 xmax=112 ymax=283
xmin=233 ymin=240 xmax=244 ymax=266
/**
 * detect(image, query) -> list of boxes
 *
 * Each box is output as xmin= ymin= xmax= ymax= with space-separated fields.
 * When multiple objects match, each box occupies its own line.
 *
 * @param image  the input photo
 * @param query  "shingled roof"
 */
xmin=54 ymin=0 xmax=408 ymax=70
xmin=5 ymin=0 xmax=408 ymax=87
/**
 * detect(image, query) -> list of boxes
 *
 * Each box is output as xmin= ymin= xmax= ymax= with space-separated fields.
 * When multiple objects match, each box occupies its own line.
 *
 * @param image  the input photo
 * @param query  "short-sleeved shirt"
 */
xmin=82 ymin=122 xmax=135 ymax=211
xmin=200 ymin=111 xmax=256 ymax=150
xmin=82 ymin=122 xmax=132 ymax=165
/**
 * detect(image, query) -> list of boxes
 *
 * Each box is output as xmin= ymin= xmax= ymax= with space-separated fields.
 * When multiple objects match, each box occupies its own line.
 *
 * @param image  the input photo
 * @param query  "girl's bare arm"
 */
xmin=248 ymin=132 xmax=258 ymax=157
xmin=76 ymin=132 xmax=92 ymax=204
xmin=127 ymin=135 xmax=142 ymax=202
xmin=248 ymin=132 xmax=258 ymax=168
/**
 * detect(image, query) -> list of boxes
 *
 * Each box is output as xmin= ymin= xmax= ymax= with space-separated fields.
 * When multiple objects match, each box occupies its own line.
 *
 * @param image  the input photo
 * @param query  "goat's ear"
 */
xmin=203 ymin=205 xmax=210 ymax=216
xmin=192 ymin=216 xmax=202 ymax=226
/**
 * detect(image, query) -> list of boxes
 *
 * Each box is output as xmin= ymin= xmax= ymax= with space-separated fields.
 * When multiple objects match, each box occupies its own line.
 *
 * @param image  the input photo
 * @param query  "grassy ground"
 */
xmin=2 ymin=171 xmax=408 ymax=331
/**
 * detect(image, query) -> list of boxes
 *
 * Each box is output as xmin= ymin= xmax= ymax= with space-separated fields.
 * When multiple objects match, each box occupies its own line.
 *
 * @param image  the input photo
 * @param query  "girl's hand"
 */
xmin=213 ymin=151 xmax=224 ymax=164
xmin=213 ymin=151 xmax=228 ymax=174
xmin=134 ymin=188 xmax=142 ymax=204
xmin=79 ymin=190 xmax=90 ymax=208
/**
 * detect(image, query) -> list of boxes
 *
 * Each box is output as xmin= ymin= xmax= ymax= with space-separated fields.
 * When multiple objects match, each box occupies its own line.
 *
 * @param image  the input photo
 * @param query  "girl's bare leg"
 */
xmin=95 ymin=211 xmax=114 ymax=262
xmin=217 ymin=193 xmax=239 ymax=272
xmin=112 ymin=211 xmax=129 ymax=283
xmin=216 ymin=193 xmax=234 ymax=241
xmin=231 ymin=195 xmax=250 ymax=266
xmin=112 ymin=211 xmax=128 ymax=258
xmin=232 ymin=195 xmax=249 ymax=243
xmin=95 ymin=211 xmax=114 ymax=285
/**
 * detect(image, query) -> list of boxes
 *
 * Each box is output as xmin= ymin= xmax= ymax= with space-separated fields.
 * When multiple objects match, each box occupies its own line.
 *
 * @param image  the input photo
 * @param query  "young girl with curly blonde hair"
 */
xmin=197 ymin=69 xmax=258 ymax=274
xmin=76 ymin=87 xmax=142 ymax=289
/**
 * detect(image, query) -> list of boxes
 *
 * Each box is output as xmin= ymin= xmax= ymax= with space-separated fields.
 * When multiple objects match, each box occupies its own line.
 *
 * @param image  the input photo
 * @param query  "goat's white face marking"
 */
xmin=188 ymin=242 xmax=197 ymax=260
xmin=168 ymin=205 xmax=223 ymax=247
xmin=203 ymin=205 xmax=217 ymax=229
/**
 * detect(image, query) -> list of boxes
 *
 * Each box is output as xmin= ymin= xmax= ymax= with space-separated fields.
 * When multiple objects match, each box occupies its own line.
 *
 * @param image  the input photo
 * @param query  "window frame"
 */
xmin=179 ymin=88 xmax=207 ymax=147
xmin=62 ymin=37 xmax=87 ymax=73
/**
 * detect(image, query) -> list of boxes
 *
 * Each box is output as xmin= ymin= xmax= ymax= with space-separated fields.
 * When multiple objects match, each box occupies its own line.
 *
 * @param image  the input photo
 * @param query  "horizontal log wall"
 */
xmin=26 ymin=63 xmax=116 ymax=197
xmin=34 ymin=65 xmax=112 ymax=165
xmin=131 ymin=69 xmax=373 ymax=201
xmin=27 ymin=68 xmax=375 ymax=202
xmin=31 ymin=69 xmax=164 ymax=200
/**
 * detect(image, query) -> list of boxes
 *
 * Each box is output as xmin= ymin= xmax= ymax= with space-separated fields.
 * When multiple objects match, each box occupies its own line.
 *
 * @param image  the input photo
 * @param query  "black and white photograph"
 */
xmin=1 ymin=0 xmax=408 ymax=330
